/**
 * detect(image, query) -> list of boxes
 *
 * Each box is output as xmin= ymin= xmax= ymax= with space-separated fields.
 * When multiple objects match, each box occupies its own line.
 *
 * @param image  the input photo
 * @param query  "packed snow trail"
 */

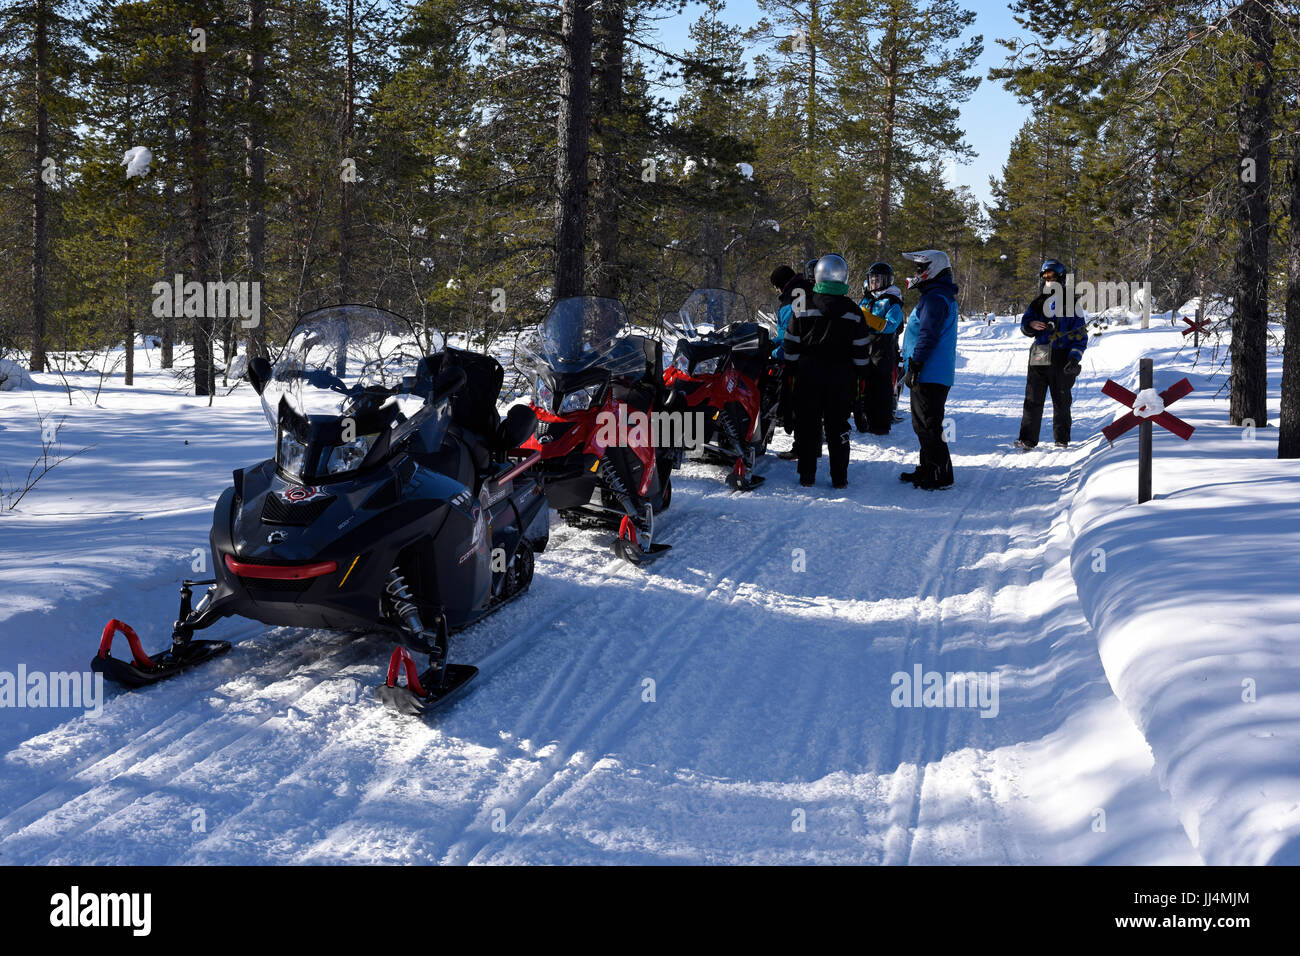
xmin=0 ymin=324 xmax=1197 ymax=863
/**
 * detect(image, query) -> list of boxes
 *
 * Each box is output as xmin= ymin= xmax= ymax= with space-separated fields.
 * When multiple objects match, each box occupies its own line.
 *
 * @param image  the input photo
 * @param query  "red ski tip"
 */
xmin=384 ymin=646 xmax=427 ymax=697
xmin=618 ymin=515 xmax=638 ymax=545
xmin=98 ymin=619 xmax=155 ymax=669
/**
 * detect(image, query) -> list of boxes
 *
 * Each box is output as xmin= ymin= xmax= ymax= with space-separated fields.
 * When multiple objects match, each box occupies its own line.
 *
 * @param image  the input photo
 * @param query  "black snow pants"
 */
xmin=1017 ymin=351 xmax=1077 ymax=446
xmin=795 ymin=356 xmax=853 ymax=484
xmin=862 ymin=358 xmax=896 ymax=434
xmin=910 ymin=381 xmax=952 ymax=482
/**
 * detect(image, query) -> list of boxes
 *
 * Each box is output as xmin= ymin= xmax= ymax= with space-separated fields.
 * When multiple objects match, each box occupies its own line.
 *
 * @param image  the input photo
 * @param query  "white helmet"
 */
xmin=902 ymin=250 xmax=951 ymax=289
xmin=813 ymin=253 xmax=849 ymax=286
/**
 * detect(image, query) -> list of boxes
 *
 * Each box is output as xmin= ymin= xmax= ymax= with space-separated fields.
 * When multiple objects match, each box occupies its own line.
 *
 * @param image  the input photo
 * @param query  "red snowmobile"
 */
xmin=518 ymin=296 xmax=678 ymax=564
xmin=662 ymin=289 xmax=778 ymax=491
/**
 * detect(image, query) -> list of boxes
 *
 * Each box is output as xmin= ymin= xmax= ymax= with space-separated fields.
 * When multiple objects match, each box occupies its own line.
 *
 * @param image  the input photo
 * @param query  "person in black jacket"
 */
xmin=783 ymin=254 xmax=876 ymax=488
xmin=1014 ymin=259 xmax=1090 ymax=450
xmin=858 ymin=262 xmax=906 ymax=435
xmin=770 ymin=265 xmax=814 ymax=461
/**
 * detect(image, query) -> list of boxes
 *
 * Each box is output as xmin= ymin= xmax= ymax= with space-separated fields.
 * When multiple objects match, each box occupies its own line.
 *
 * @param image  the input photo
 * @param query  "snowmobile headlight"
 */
xmin=559 ymin=386 xmax=596 ymax=413
xmin=672 ymin=352 xmax=690 ymax=373
xmin=278 ymin=431 xmax=309 ymax=478
xmin=324 ymin=433 xmax=378 ymax=476
xmin=534 ymin=377 xmax=554 ymax=411
xmin=694 ymin=356 xmax=720 ymax=375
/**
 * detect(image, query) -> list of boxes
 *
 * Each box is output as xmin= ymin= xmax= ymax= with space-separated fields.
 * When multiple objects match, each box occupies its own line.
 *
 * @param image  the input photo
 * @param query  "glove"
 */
xmin=1064 ymin=359 xmax=1081 ymax=378
xmin=903 ymin=360 xmax=921 ymax=390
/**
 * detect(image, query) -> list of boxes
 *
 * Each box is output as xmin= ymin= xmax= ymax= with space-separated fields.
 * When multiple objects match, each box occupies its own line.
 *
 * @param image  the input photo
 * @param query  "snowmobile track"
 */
xmin=439 ymin=508 xmax=804 ymax=864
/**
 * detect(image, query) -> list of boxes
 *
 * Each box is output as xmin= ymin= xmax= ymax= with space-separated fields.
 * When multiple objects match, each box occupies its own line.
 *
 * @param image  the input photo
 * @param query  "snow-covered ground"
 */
xmin=1067 ymin=328 xmax=1300 ymax=865
xmin=0 ymin=317 xmax=1292 ymax=864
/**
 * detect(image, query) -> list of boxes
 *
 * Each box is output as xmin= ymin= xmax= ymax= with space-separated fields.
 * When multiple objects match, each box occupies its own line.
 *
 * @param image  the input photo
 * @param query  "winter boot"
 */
xmin=915 ymin=463 xmax=953 ymax=490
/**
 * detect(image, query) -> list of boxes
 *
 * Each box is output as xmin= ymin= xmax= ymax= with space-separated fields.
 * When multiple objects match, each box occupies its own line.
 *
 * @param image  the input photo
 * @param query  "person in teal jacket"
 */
xmin=857 ymin=261 xmax=904 ymax=435
xmin=898 ymin=250 xmax=959 ymax=490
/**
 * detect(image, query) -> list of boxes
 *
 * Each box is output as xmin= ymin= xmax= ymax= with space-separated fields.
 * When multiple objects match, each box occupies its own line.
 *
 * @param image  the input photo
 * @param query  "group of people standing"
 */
xmin=767 ymin=253 xmax=1088 ymax=491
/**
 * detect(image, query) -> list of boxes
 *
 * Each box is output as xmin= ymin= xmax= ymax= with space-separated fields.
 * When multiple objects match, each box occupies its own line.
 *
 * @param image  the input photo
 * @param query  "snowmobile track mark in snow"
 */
xmin=439 ymin=508 xmax=803 ymax=864
xmin=0 ymin=628 xmax=383 ymax=860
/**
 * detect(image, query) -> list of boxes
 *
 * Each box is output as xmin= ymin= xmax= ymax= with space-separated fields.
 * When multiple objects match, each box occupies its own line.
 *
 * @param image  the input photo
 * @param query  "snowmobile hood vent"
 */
xmin=262 ymin=492 xmax=335 ymax=526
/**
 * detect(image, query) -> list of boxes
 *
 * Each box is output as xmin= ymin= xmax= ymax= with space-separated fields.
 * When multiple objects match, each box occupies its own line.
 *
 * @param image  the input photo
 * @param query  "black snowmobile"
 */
xmin=93 ymin=305 xmax=549 ymax=715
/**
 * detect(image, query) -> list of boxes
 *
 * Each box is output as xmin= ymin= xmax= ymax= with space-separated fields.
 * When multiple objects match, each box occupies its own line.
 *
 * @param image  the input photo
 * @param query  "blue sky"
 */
xmin=648 ymin=0 xmax=1032 ymax=214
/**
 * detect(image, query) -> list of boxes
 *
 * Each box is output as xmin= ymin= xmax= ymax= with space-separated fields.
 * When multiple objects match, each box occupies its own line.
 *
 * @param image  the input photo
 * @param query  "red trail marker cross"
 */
xmin=1100 ymin=358 xmax=1195 ymax=503
xmin=1181 ymin=316 xmax=1211 ymax=348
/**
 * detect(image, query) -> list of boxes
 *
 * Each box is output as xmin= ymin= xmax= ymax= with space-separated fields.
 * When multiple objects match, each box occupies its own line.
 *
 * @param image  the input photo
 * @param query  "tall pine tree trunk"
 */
xmin=339 ymin=0 xmax=354 ymax=302
xmin=553 ymin=0 xmax=593 ymax=299
xmin=1229 ymin=0 xmax=1273 ymax=427
xmin=246 ymin=0 xmax=267 ymax=356
xmin=803 ymin=1 xmax=818 ymax=262
xmin=161 ymin=90 xmax=178 ymax=369
xmin=591 ymin=0 xmax=624 ymax=300
xmin=123 ymin=92 xmax=134 ymax=387
xmin=124 ymin=236 xmax=134 ymax=385
xmin=190 ymin=25 xmax=213 ymax=397
xmin=29 ymin=0 xmax=49 ymax=373
xmin=1280 ymin=124 xmax=1300 ymax=457
xmin=874 ymin=31 xmax=897 ymax=257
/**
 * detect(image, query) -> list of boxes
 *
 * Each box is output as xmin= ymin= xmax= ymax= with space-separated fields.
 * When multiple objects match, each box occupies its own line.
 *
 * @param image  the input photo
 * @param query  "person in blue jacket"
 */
xmin=898 ymin=250 xmax=959 ymax=490
xmin=1014 ymin=258 xmax=1089 ymax=450
xmin=857 ymin=261 xmax=905 ymax=435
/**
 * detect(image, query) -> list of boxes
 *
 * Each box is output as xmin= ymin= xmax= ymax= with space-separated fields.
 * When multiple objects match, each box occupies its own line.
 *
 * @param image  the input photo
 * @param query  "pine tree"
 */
xmin=0 ymin=0 xmax=85 ymax=372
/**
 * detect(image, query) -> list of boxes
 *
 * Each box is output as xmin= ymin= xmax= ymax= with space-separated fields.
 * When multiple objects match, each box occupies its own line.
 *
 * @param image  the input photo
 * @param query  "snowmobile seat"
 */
xmin=414 ymin=348 xmax=507 ymax=489
xmin=726 ymin=323 xmax=770 ymax=381
xmin=624 ymin=334 xmax=669 ymax=407
xmin=418 ymin=347 xmax=503 ymax=439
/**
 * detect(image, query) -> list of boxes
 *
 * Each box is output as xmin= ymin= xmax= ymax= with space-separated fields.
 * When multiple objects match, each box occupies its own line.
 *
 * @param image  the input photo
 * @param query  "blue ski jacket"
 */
xmin=1021 ymin=293 xmax=1089 ymax=362
xmin=900 ymin=272 xmax=959 ymax=387
xmin=860 ymin=290 xmax=904 ymax=335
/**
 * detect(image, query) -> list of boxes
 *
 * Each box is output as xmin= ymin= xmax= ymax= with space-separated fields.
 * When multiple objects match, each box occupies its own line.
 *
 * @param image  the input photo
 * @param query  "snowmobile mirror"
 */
xmin=497 ymin=403 xmax=538 ymax=452
xmin=431 ymin=366 xmax=468 ymax=404
xmin=247 ymin=356 xmax=272 ymax=395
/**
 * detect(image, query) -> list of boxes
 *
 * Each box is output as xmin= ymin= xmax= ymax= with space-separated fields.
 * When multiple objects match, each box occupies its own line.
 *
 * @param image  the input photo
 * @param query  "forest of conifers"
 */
xmin=1 ymin=0 xmax=1298 ymax=449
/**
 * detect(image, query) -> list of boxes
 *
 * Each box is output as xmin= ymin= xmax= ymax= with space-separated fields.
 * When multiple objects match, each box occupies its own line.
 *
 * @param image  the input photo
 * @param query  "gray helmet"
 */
xmin=813 ymin=254 xmax=849 ymax=286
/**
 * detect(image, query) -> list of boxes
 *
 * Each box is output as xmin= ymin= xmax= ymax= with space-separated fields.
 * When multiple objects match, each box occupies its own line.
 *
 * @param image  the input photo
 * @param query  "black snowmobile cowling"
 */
xmin=94 ymin=305 xmax=550 ymax=714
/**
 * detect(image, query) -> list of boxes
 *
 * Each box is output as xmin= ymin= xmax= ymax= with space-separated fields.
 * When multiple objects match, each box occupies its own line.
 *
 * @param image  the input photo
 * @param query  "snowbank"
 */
xmin=0 ymin=359 xmax=33 ymax=391
xmin=1067 ymin=340 xmax=1300 ymax=864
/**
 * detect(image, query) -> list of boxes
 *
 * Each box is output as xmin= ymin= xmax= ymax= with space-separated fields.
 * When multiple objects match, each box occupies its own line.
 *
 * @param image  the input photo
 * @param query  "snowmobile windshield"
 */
xmin=519 ymin=296 xmax=644 ymax=378
xmin=260 ymin=305 xmax=443 ymax=429
xmin=672 ymin=289 xmax=751 ymax=340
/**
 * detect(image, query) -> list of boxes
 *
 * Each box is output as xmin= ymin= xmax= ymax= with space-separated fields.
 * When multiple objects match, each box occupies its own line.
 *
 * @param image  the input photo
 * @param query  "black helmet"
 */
xmin=1040 ymin=258 xmax=1067 ymax=283
xmin=865 ymin=261 xmax=894 ymax=294
xmin=804 ymin=257 xmax=819 ymax=277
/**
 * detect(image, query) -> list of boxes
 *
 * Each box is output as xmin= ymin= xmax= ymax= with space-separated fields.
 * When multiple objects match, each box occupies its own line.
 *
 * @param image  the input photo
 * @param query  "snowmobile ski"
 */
xmin=374 ymin=647 xmax=479 ymax=716
xmin=612 ymin=514 xmax=670 ymax=565
xmin=93 ymin=618 xmax=232 ymax=688
xmin=725 ymin=456 xmax=765 ymax=492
